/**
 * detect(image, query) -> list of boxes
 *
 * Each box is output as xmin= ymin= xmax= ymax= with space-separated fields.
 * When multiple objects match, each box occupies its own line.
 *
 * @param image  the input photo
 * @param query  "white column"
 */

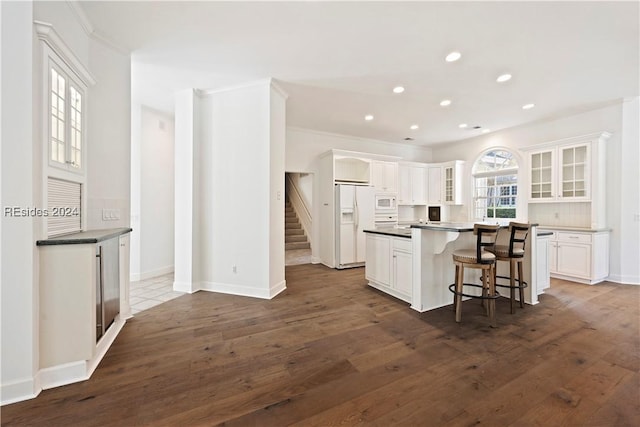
xmin=173 ymin=89 xmax=198 ymax=293
xmin=1 ymin=0 xmax=39 ymax=404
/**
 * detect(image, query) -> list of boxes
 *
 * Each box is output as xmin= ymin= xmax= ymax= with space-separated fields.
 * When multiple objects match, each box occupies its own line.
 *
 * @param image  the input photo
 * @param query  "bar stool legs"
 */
xmin=452 ymin=261 xmax=497 ymax=328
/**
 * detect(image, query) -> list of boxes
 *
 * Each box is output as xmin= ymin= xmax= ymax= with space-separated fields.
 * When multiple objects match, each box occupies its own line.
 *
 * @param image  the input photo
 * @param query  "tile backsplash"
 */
xmin=528 ymin=202 xmax=591 ymax=228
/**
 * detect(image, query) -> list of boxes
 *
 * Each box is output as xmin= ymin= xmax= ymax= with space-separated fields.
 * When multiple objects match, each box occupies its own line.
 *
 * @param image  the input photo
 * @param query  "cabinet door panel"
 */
xmin=393 ymin=250 xmax=412 ymax=296
xmin=410 ymin=167 xmax=426 ymax=204
xmin=366 ymin=235 xmax=391 ymax=286
xmin=427 ymin=167 xmax=442 ymax=204
xmin=398 ymin=166 xmax=411 ymax=204
xmin=557 ymin=243 xmax=591 ymax=278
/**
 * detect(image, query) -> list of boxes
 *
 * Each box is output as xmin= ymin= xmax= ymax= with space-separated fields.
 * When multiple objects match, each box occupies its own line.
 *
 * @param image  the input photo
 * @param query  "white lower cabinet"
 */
xmin=536 ymin=234 xmax=551 ymax=293
xmin=544 ymin=230 xmax=609 ymax=284
xmin=366 ymin=233 xmax=412 ymax=303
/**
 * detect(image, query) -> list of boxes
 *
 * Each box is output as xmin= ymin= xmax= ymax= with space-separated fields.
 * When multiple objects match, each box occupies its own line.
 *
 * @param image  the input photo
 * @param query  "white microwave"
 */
xmin=375 ymin=194 xmax=397 ymax=211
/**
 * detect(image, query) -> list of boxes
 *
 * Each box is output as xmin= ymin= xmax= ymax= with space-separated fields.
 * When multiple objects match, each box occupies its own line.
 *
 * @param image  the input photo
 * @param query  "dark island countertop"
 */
xmin=364 ymin=226 xmax=412 ymax=238
xmin=36 ymin=228 xmax=132 ymax=246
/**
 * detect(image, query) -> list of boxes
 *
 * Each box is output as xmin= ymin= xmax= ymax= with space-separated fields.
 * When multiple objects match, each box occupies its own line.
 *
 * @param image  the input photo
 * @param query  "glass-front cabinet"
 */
xmin=560 ymin=144 xmax=589 ymax=199
xmin=530 ymin=150 xmax=553 ymax=200
xmin=528 ymin=143 xmax=590 ymax=202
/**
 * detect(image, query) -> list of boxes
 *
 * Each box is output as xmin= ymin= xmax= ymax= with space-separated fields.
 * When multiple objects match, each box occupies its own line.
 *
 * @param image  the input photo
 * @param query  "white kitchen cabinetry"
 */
xmin=365 ymin=233 xmax=412 ymax=303
xmin=543 ymin=229 xmax=609 ymax=284
xmin=536 ymin=234 xmax=551 ymax=293
xmin=443 ymin=161 xmax=464 ymax=205
xmin=427 ymin=166 xmax=443 ymax=204
xmin=371 ymin=161 xmax=398 ymax=193
xmin=37 ymin=229 xmax=131 ymax=389
xmin=319 ymin=150 xmax=401 ymax=268
xmin=528 ymin=144 xmax=591 ymax=202
xmin=524 ymin=133 xmax=609 ymax=227
xmin=398 ymin=163 xmax=427 ymax=205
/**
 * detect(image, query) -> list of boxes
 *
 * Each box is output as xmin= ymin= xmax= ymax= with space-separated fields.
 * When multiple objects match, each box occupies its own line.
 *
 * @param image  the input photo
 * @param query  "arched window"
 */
xmin=472 ymin=149 xmax=519 ymax=220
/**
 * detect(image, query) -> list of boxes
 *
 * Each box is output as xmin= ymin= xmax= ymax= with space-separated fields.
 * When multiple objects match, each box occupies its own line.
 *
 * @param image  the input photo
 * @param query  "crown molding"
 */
xmin=65 ymin=0 xmax=131 ymax=55
xmin=66 ymin=0 xmax=94 ymax=35
xmin=34 ymin=21 xmax=96 ymax=86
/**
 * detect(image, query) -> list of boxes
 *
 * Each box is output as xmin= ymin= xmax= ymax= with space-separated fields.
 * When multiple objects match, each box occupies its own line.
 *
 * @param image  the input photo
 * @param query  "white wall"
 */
xmin=136 ymin=107 xmax=175 ymax=280
xmin=285 ymin=127 xmax=431 ymax=173
xmin=1 ymin=2 xmax=132 ymax=404
xmin=1 ymin=0 xmax=38 ymax=404
xmin=289 ymin=172 xmax=313 ymax=211
xmin=195 ymin=80 xmax=285 ymax=298
xmin=85 ymin=37 xmax=131 ymax=230
xmin=431 ymin=100 xmax=639 ymax=284
xmin=173 ymin=89 xmax=197 ymax=292
xmin=611 ymin=98 xmax=640 ymax=284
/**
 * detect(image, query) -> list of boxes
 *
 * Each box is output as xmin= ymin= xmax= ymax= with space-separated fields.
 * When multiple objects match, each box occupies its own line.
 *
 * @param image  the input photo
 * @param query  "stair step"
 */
xmin=285 ymin=212 xmax=296 ymax=218
xmin=285 ymin=228 xmax=304 ymax=235
xmin=285 ymin=223 xmax=302 ymax=230
xmin=285 ymin=234 xmax=307 ymax=243
xmin=286 ymin=241 xmax=311 ymax=250
xmin=285 ymin=217 xmax=299 ymax=223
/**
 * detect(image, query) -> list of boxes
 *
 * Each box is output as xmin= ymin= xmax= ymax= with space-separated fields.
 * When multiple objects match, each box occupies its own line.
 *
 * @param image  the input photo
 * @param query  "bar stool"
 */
xmin=449 ymin=224 xmax=500 ymax=327
xmin=487 ymin=222 xmax=531 ymax=314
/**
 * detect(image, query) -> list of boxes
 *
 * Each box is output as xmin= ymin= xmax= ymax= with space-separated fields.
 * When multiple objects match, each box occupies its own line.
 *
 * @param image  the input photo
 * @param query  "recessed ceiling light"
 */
xmin=522 ymin=103 xmax=535 ymax=110
xmin=459 ymin=123 xmax=468 ymax=129
xmin=496 ymin=74 xmax=512 ymax=83
xmin=445 ymin=51 xmax=461 ymax=62
xmin=364 ymin=115 xmax=374 ymax=121
xmin=440 ymin=99 xmax=452 ymax=107
xmin=393 ymin=86 xmax=405 ymax=94
xmin=482 ymin=129 xmax=491 ymax=134
xmin=410 ymin=124 xmax=419 ymax=130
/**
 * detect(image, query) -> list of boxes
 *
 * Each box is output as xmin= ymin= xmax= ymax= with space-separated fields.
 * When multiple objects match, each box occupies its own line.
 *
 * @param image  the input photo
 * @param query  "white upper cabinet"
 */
xmin=398 ymin=163 xmax=427 ymax=205
xmin=523 ymin=132 xmax=609 ymax=229
xmin=371 ymin=161 xmax=398 ymax=193
xmin=524 ymin=132 xmax=608 ymax=203
xmin=427 ymin=166 xmax=443 ymax=204
xmin=442 ymin=160 xmax=465 ymax=205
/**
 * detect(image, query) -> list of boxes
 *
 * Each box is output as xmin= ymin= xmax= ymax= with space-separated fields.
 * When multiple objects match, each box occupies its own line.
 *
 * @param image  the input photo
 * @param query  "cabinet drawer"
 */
xmin=557 ymin=232 xmax=591 ymax=244
xmin=393 ymin=238 xmax=412 ymax=252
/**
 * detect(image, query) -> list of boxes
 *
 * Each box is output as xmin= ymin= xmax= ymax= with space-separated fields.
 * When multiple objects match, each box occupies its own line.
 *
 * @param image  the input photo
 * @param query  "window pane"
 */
xmin=51 ymin=69 xmax=58 ymax=94
xmin=473 ymin=150 xmax=518 ymax=219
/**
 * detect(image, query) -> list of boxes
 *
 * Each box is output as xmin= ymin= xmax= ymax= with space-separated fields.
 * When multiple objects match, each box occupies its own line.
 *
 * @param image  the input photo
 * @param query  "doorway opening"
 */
xmin=285 ymin=172 xmax=313 ymax=265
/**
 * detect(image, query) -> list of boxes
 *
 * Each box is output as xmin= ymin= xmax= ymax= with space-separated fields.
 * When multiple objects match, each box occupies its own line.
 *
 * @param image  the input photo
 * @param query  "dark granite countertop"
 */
xmin=36 ymin=228 xmax=132 ymax=246
xmin=364 ymin=227 xmax=412 ymax=238
xmin=410 ymin=221 xmax=539 ymax=232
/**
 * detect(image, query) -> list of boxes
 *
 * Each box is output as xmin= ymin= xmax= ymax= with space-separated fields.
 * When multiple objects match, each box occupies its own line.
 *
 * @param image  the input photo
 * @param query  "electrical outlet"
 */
xmin=232 ymin=265 xmax=237 ymax=274
xmin=554 ymin=212 xmax=559 ymax=219
xmin=634 ymin=213 xmax=640 ymax=222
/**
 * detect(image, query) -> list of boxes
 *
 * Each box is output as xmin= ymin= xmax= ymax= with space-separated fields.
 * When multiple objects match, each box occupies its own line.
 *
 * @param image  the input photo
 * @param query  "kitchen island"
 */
xmin=365 ymin=222 xmax=541 ymax=313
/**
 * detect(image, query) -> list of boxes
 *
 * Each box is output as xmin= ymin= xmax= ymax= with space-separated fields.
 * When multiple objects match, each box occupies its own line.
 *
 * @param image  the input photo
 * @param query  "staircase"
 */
xmin=285 ymin=200 xmax=310 ymax=250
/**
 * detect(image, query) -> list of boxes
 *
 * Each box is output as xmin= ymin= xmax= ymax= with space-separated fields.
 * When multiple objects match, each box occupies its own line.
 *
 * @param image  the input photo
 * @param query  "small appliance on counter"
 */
xmin=428 ymin=206 xmax=441 ymax=222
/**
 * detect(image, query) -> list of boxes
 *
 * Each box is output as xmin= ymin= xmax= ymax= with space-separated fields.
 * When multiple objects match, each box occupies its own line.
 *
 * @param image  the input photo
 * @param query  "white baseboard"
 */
xmin=130 ymin=265 xmax=174 ymax=282
xmin=200 ymin=280 xmax=286 ymax=300
xmin=0 ymin=376 xmax=40 ymax=406
xmin=173 ymin=280 xmax=199 ymax=293
xmin=269 ymin=280 xmax=287 ymax=298
xmin=39 ymin=361 xmax=88 ymax=391
xmin=311 ymin=256 xmax=322 ymax=264
xmin=607 ymin=274 xmax=640 ymax=285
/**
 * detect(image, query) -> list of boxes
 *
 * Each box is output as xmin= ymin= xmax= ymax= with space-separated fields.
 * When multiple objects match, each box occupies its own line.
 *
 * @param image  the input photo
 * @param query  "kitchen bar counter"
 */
xmin=365 ymin=221 xmax=543 ymax=314
xmin=36 ymin=228 xmax=132 ymax=246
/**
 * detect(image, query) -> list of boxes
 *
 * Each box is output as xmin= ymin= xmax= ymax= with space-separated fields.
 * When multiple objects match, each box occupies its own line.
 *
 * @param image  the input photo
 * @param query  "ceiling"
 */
xmin=79 ymin=1 xmax=639 ymax=146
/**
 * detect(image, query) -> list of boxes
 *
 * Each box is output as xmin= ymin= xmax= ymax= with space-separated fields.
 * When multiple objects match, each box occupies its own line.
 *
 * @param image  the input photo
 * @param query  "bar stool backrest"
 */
xmin=473 ymin=224 xmax=500 ymax=264
xmin=508 ymin=222 xmax=531 ymax=258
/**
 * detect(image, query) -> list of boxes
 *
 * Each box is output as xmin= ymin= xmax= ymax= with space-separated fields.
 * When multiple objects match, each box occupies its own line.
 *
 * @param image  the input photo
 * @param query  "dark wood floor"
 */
xmin=3 ymin=265 xmax=639 ymax=426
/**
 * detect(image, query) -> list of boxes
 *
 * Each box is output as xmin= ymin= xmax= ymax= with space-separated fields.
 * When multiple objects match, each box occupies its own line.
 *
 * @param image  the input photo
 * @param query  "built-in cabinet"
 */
xmin=524 ymin=132 xmax=610 ymax=230
xmin=529 ymin=144 xmax=590 ymax=201
xmin=398 ymin=163 xmax=427 ymax=205
xmin=37 ymin=229 xmax=131 ymax=389
xmin=365 ymin=233 xmax=412 ymax=302
xmin=427 ymin=166 xmax=443 ymax=204
xmin=371 ymin=161 xmax=398 ymax=193
xmin=443 ymin=160 xmax=464 ymax=205
xmin=536 ymin=234 xmax=551 ymax=293
xmin=542 ymin=229 xmax=610 ymax=284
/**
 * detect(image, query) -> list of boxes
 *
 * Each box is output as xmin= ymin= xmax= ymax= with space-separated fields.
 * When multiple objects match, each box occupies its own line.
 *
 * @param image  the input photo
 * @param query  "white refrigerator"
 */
xmin=335 ymin=184 xmax=376 ymax=269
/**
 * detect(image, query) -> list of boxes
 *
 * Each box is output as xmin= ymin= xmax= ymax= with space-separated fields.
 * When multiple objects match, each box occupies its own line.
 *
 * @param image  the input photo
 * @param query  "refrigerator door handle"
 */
xmin=354 ymin=195 xmax=359 ymax=228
